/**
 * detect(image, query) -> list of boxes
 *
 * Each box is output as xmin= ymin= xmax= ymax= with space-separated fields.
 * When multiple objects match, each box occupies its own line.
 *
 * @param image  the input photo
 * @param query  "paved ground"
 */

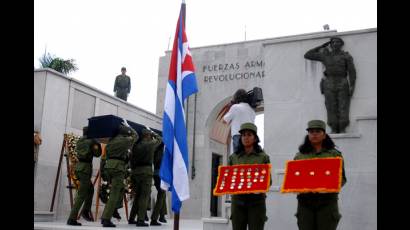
xmin=34 ymin=219 xmax=203 ymax=230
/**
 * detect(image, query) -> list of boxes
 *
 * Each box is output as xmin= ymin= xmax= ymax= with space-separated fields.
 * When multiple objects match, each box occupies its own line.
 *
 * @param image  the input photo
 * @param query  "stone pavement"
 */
xmin=34 ymin=219 xmax=203 ymax=230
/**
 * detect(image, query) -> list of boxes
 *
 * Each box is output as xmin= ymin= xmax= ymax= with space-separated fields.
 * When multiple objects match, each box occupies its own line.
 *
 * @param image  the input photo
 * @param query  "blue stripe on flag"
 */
xmin=182 ymin=73 xmax=198 ymax=101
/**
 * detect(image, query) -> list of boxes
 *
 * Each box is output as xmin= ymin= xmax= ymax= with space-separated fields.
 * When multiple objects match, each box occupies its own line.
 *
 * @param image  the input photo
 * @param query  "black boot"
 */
xmin=81 ymin=210 xmax=94 ymax=222
xmin=101 ymin=219 xmax=116 ymax=227
xmin=150 ymin=220 xmax=162 ymax=226
xmin=136 ymin=220 xmax=149 ymax=227
xmin=158 ymin=216 xmax=167 ymax=223
xmin=67 ymin=219 xmax=82 ymax=226
xmin=128 ymin=219 xmax=138 ymax=224
xmin=145 ymin=214 xmax=149 ymax=222
xmin=112 ymin=209 xmax=121 ymax=220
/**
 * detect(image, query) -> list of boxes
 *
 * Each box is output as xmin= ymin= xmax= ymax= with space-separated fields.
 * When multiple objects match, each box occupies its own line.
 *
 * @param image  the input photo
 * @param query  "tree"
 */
xmin=39 ymin=53 xmax=78 ymax=75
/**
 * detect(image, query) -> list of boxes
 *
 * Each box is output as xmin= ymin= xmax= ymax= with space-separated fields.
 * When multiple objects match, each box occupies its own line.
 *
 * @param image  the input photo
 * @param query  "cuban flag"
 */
xmin=159 ymin=2 xmax=198 ymax=213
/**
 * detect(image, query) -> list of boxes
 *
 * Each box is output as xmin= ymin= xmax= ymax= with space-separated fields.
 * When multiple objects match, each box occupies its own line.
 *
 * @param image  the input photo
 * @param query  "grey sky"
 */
xmin=34 ymin=0 xmax=376 ymax=117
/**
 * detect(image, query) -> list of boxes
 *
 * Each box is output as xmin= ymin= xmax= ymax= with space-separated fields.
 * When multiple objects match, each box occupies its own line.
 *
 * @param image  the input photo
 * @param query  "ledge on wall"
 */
xmin=328 ymin=115 xmax=376 ymax=139
xmin=202 ymin=217 xmax=229 ymax=224
xmin=329 ymin=133 xmax=361 ymax=139
xmin=356 ymin=115 xmax=377 ymax=121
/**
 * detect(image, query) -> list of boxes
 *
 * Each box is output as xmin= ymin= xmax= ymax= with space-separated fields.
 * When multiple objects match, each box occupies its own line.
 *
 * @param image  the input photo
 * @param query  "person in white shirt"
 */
xmin=223 ymin=89 xmax=256 ymax=154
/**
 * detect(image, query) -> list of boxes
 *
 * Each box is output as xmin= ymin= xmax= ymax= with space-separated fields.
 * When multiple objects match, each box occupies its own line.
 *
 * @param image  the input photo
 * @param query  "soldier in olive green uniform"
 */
xmin=99 ymin=152 xmax=124 ymax=221
xmin=128 ymin=129 xmax=162 ymax=227
xmin=67 ymin=127 xmax=102 ymax=226
xmin=113 ymin=67 xmax=131 ymax=101
xmin=101 ymin=122 xmax=138 ymax=227
xmin=229 ymin=123 xmax=271 ymax=230
xmin=151 ymin=142 xmax=168 ymax=223
xmin=293 ymin=120 xmax=347 ymax=230
xmin=304 ymin=37 xmax=356 ymax=133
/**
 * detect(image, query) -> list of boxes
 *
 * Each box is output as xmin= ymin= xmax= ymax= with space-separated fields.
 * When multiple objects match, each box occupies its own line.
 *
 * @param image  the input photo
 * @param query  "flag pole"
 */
xmin=173 ymin=2 xmax=185 ymax=230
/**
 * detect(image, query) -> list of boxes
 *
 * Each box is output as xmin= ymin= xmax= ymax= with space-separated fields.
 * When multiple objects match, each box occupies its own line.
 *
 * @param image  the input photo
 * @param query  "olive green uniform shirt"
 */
xmin=228 ymin=149 xmax=272 ymax=197
xmin=228 ymin=149 xmax=271 ymax=230
xmin=105 ymin=128 xmax=138 ymax=173
xmin=75 ymin=137 xmax=102 ymax=175
xmin=293 ymin=148 xmax=346 ymax=230
xmin=130 ymin=135 xmax=162 ymax=176
xmin=114 ymin=75 xmax=131 ymax=94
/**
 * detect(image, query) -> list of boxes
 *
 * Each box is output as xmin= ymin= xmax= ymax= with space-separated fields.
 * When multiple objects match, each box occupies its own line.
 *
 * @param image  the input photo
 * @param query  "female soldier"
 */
xmin=228 ymin=122 xmax=271 ymax=230
xmin=294 ymin=120 xmax=347 ymax=230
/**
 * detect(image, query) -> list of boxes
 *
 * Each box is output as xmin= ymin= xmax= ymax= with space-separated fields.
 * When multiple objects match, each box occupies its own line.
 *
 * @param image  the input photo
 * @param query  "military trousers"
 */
xmin=322 ymin=77 xmax=351 ymax=132
xmin=115 ymin=90 xmax=128 ymax=101
xmin=151 ymin=175 xmax=167 ymax=220
xmin=129 ymin=173 xmax=152 ymax=221
xmin=68 ymin=172 xmax=94 ymax=220
xmin=231 ymin=196 xmax=266 ymax=230
xmin=295 ymin=199 xmax=341 ymax=230
xmin=101 ymin=169 xmax=125 ymax=220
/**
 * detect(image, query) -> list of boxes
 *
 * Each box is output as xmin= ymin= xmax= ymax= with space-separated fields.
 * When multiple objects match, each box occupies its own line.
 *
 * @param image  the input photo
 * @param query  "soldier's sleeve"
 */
xmin=333 ymin=149 xmax=347 ymax=187
xmin=293 ymin=152 xmax=301 ymax=160
xmin=304 ymin=46 xmax=325 ymax=62
xmin=153 ymin=134 xmax=163 ymax=148
xmin=345 ymin=53 xmax=356 ymax=90
xmin=153 ymin=147 xmax=160 ymax=165
xmin=128 ymin=77 xmax=131 ymax=93
xmin=228 ymin=155 xmax=233 ymax=166
xmin=339 ymin=154 xmax=347 ymax=187
xmin=129 ymin=127 xmax=139 ymax=143
xmin=341 ymin=160 xmax=347 ymax=187
xmin=264 ymin=154 xmax=272 ymax=186
xmin=114 ymin=76 xmax=118 ymax=92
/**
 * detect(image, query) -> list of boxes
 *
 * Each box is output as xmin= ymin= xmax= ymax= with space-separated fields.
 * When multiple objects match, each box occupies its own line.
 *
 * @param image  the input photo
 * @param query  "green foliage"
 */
xmin=39 ymin=53 xmax=78 ymax=75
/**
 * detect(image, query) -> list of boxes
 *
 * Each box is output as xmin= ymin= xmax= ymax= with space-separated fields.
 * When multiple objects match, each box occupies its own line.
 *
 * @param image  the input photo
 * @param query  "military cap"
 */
xmin=118 ymin=124 xmax=132 ymax=136
xmin=141 ymin=128 xmax=151 ymax=135
xmin=330 ymin=36 xmax=344 ymax=45
xmin=306 ymin=120 xmax=326 ymax=131
xmin=239 ymin=122 xmax=257 ymax=134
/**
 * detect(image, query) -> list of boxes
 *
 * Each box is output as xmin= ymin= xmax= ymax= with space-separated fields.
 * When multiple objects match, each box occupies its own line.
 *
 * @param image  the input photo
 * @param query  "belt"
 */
xmin=131 ymin=165 xmax=152 ymax=171
xmin=108 ymin=157 xmax=127 ymax=162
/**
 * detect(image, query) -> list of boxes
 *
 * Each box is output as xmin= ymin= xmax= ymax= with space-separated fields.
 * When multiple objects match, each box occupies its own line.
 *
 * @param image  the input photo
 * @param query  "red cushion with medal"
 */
xmin=281 ymin=157 xmax=342 ymax=193
xmin=213 ymin=164 xmax=271 ymax=196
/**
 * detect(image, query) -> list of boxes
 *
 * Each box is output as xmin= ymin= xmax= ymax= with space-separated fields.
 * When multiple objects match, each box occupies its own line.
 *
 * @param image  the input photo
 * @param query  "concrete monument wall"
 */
xmin=156 ymin=28 xmax=376 ymax=230
xmin=34 ymin=69 xmax=163 ymax=221
xmin=262 ymin=29 xmax=376 ymax=230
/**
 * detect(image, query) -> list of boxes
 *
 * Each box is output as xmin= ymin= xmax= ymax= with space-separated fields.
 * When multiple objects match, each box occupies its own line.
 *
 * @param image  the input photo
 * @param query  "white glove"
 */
xmin=122 ymin=118 xmax=130 ymax=127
